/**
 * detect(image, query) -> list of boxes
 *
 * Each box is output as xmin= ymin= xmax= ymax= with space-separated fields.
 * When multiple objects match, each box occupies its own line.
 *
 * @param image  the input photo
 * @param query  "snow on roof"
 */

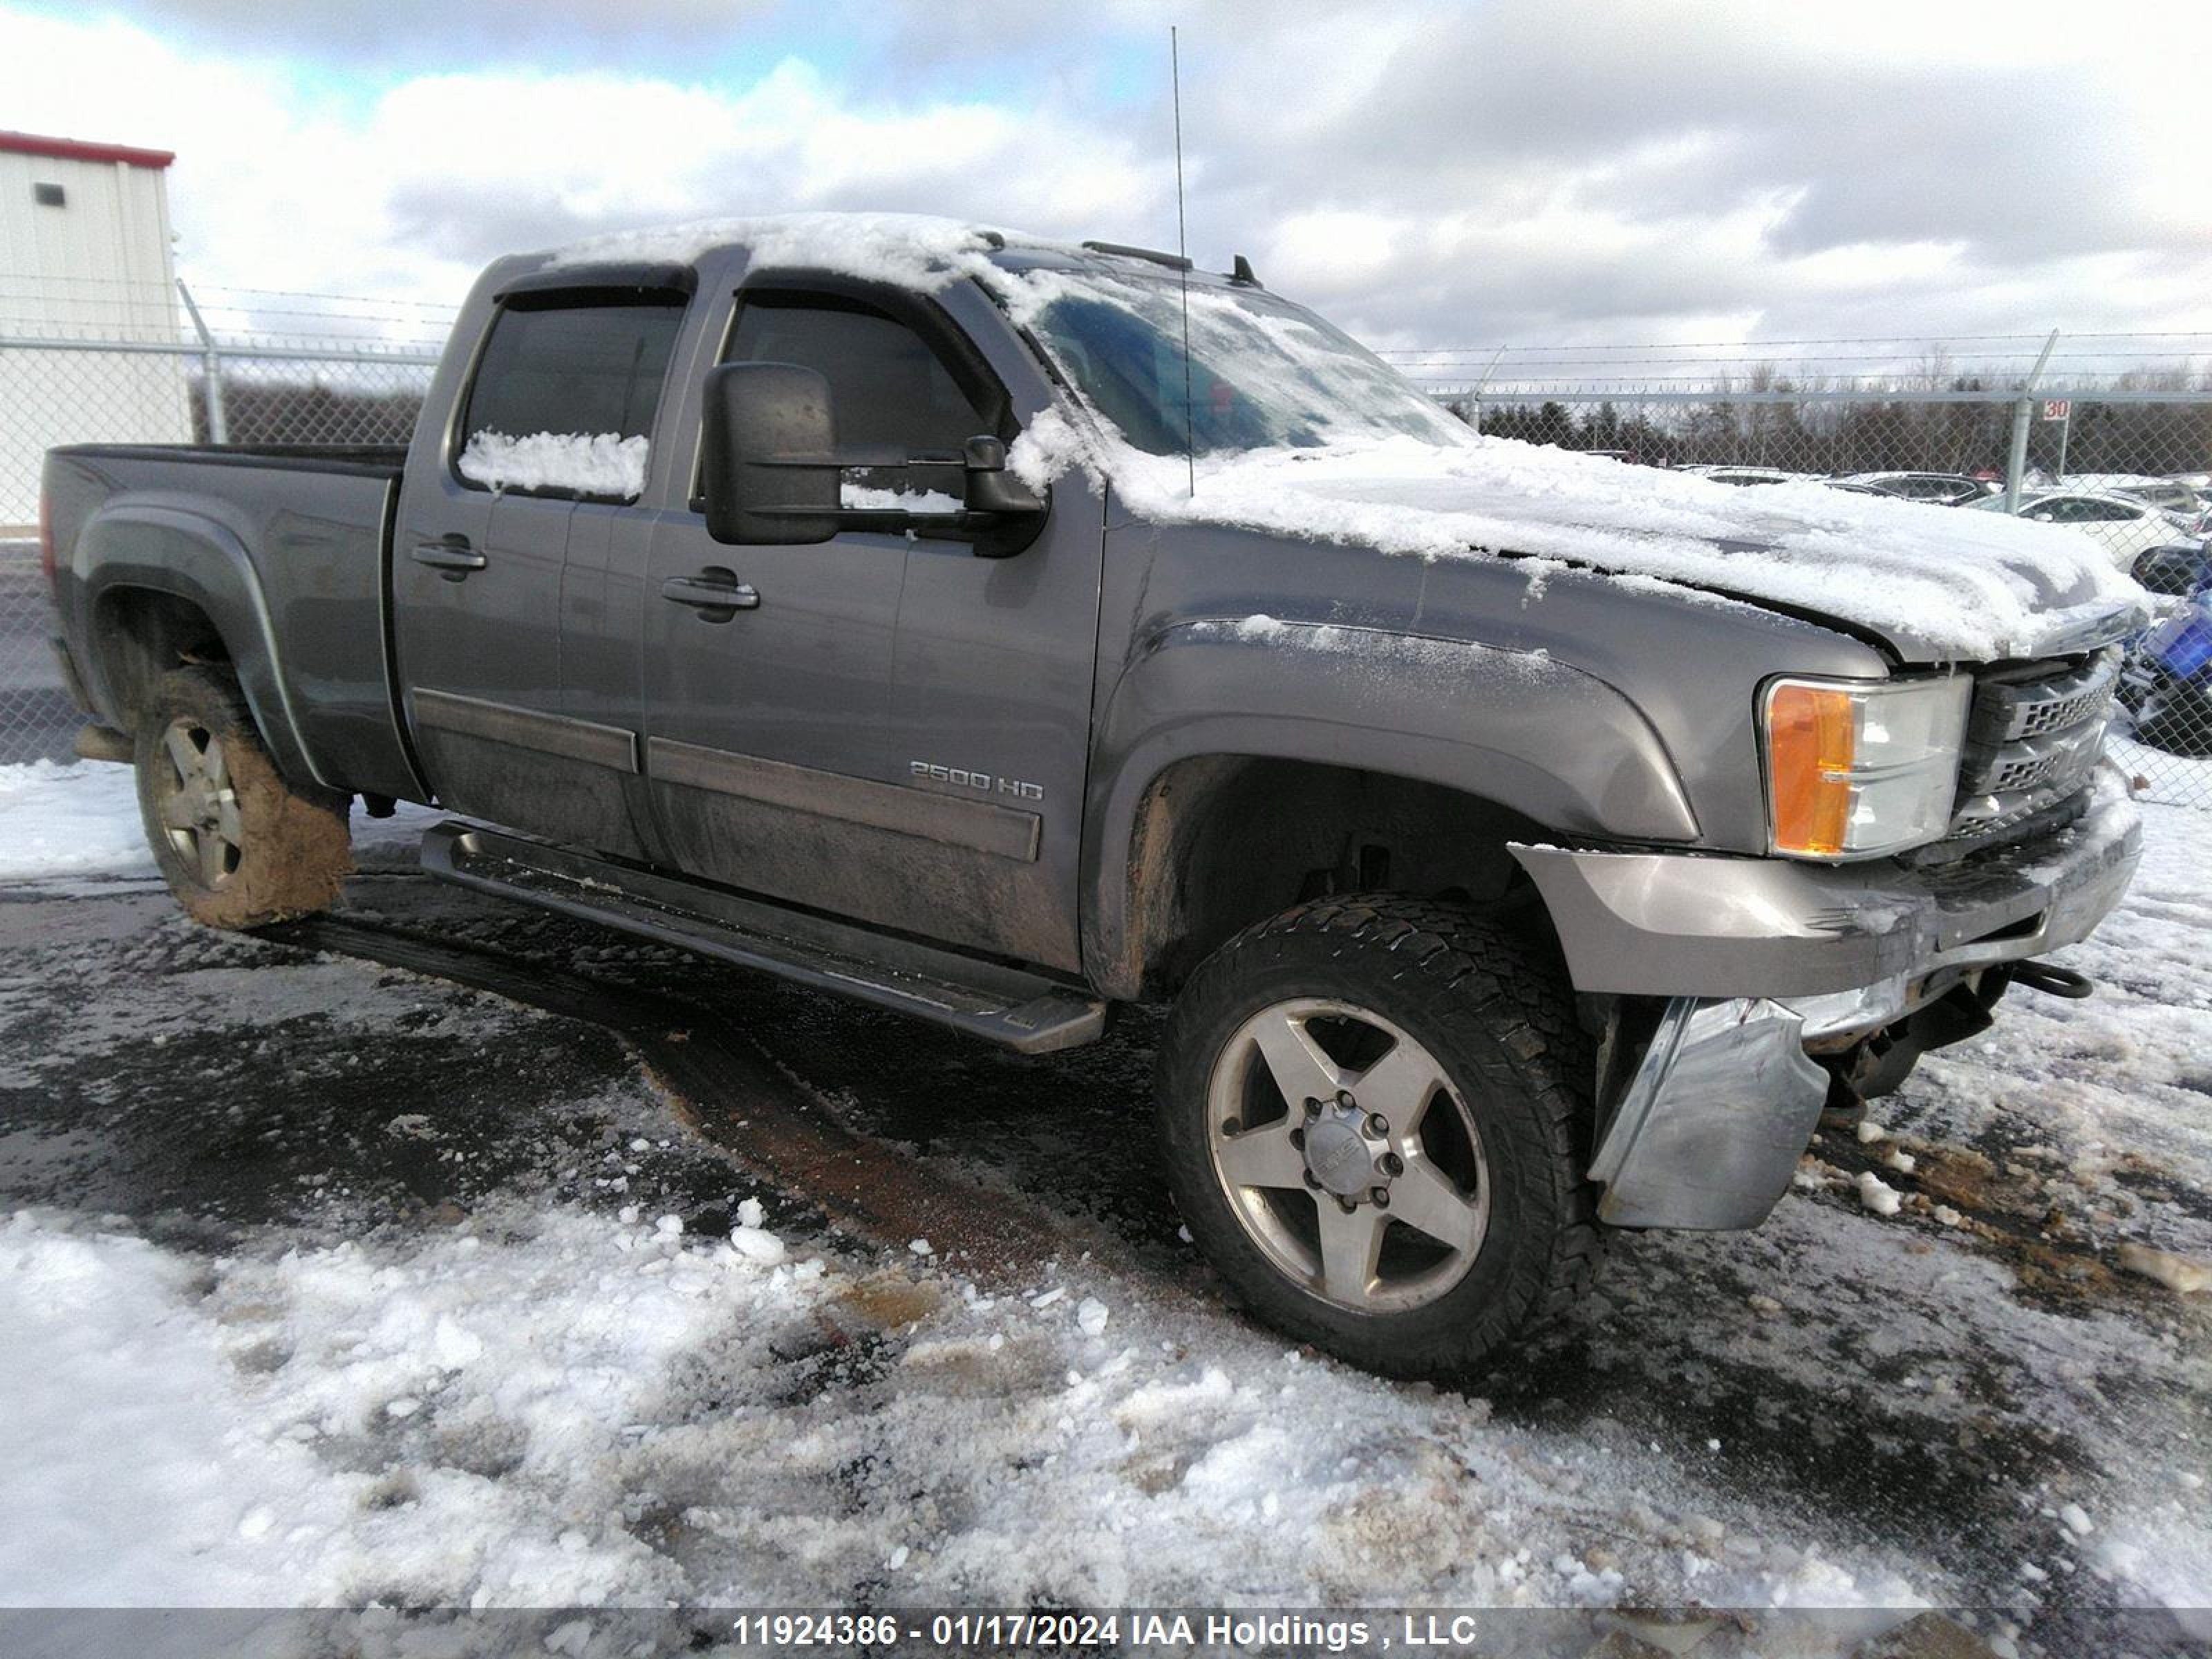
xmin=550 ymin=211 xmax=2141 ymax=660
xmin=547 ymin=212 xmax=1033 ymax=291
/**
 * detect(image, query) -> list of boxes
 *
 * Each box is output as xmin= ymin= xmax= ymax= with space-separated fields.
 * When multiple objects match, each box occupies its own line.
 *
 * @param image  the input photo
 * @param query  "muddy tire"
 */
xmin=1156 ymin=894 xmax=1602 ymax=1378
xmin=133 ymin=666 xmax=353 ymax=928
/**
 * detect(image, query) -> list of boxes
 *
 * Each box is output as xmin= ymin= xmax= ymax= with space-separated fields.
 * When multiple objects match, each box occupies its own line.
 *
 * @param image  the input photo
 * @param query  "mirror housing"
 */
xmin=962 ymin=435 xmax=1047 ymax=558
xmin=700 ymin=362 xmax=839 ymax=545
xmin=962 ymin=435 xmax=1044 ymax=516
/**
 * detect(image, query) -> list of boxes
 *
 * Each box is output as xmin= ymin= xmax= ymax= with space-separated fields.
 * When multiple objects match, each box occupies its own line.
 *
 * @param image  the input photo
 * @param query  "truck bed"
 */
xmin=43 ymin=442 xmax=420 ymax=803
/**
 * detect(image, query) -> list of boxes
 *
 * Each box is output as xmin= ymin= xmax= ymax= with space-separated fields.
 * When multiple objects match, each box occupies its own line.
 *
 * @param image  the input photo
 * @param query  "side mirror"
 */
xmin=2031 ymin=511 xmax=2054 ymax=523
xmin=962 ymin=435 xmax=1044 ymax=516
xmin=700 ymin=362 xmax=839 ymax=545
xmin=961 ymin=434 xmax=1047 ymax=559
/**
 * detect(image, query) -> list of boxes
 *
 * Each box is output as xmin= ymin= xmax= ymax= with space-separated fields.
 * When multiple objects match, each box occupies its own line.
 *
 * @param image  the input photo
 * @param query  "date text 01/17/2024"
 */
xmin=723 ymin=1613 xmax=1387 ymax=1649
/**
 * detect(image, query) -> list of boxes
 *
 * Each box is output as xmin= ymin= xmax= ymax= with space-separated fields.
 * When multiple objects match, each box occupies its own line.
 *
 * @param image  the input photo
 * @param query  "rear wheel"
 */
xmin=133 ymin=666 xmax=353 ymax=928
xmin=1156 ymin=895 xmax=1602 ymax=1376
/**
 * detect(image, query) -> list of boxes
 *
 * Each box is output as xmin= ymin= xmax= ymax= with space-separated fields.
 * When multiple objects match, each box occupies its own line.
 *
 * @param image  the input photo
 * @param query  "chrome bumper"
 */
xmin=1524 ymin=773 xmax=2142 ymax=1230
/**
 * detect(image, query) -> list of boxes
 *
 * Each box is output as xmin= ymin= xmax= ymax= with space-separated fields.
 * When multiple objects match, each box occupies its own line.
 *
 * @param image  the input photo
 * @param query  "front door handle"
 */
xmin=412 ymin=538 xmax=486 ymax=581
xmin=662 ymin=573 xmax=760 ymax=619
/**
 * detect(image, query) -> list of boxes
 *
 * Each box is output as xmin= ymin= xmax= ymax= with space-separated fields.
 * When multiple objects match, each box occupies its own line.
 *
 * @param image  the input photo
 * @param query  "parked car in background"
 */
xmin=2119 ymin=565 xmax=2212 ymax=757
xmin=1674 ymin=465 xmax=1803 ymax=487
xmin=2065 ymin=474 xmax=2204 ymax=519
xmin=2130 ymin=543 xmax=2212 ymax=600
xmin=1837 ymin=471 xmax=1996 ymax=506
xmin=1967 ymin=487 xmax=2200 ymax=568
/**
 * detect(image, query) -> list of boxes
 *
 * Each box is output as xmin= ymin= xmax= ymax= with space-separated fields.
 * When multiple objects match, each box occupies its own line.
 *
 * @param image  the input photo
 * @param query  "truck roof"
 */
xmin=537 ymin=212 xmax=1240 ymax=294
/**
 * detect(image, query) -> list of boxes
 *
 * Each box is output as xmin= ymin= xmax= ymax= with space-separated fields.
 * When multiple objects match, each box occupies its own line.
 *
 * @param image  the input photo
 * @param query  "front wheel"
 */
xmin=1155 ymin=895 xmax=1602 ymax=1377
xmin=133 ymin=666 xmax=353 ymax=928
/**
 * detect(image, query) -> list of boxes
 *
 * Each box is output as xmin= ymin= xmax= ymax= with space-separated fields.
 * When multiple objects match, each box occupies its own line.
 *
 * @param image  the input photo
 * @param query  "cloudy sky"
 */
xmin=4 ymin=0 xmax=2210 ymax=358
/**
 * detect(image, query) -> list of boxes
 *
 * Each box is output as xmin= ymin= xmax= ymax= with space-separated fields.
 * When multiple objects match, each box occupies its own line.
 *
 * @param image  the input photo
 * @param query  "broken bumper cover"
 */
xmin=1512 ymin=770 xmax=2141 ymax=1230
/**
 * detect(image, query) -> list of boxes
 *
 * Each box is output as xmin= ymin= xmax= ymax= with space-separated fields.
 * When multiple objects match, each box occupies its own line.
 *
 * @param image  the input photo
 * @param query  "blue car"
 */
xmin=2123 ymin=563 xmax=2212 ymax=756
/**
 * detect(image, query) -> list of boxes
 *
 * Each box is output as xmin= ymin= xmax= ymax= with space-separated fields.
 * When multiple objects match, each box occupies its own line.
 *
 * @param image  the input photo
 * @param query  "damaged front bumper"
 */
xmin=1512 ymin=771 xmax=2142 ymax=1230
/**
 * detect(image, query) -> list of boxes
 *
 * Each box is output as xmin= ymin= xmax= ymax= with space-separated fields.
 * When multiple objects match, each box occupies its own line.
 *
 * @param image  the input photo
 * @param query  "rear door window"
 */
xmin=458 ymin=292 xmax=687 ymax=500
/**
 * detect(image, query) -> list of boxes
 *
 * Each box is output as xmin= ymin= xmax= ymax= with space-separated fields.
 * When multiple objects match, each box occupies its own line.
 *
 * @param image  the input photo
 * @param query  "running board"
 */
xmin=419 ymin=822 xmax=1107 ymax=1055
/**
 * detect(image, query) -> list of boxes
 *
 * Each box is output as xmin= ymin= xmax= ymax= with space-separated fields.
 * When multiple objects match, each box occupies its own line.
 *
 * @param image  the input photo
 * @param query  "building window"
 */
xmin=33 ymin=182 xmax=66 ymax=208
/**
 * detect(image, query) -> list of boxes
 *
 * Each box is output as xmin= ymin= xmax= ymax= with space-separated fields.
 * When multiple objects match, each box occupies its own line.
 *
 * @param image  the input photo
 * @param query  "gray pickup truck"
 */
xmin=42 ymin=216 xmax=2145 ymax=1374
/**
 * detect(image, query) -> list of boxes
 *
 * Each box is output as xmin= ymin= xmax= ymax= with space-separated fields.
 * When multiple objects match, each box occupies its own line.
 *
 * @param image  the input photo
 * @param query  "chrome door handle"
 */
xmin=661 ymin=575 xmax=760 ymax=615
xmin=411 ymin=539 xmax=486 ymax=580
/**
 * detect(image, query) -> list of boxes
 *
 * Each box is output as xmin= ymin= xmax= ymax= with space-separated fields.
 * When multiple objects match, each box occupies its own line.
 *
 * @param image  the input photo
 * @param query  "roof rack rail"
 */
xmin=1080 ymin=239 xmax=1193 ymax=272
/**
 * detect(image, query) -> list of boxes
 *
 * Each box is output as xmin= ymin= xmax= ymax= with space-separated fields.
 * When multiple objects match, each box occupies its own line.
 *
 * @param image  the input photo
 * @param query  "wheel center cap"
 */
xmin=1304 ymin=1116 xmax=1374 ymax=1197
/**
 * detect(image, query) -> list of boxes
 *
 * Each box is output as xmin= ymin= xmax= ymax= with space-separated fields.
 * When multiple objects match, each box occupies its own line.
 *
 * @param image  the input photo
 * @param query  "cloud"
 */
xmin=3 ymin=0 xmax=2209 ymax=357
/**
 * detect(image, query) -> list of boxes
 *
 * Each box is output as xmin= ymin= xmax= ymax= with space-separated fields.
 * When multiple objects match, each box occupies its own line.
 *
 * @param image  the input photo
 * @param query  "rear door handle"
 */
xmin=661 ymin=574 xmax=760 ymax=617
xmin=411 ymin=538 xmax=486 ymax=580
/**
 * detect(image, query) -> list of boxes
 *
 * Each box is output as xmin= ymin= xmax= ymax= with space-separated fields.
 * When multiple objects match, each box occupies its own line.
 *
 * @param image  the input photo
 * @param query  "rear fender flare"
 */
xmin=77 ymin=503 xmax=324 ymax=788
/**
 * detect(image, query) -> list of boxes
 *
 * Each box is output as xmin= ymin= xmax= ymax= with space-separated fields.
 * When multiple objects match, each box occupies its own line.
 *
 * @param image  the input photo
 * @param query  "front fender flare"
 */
xmin=1080 ymin=619 xmax=1699 ymax=995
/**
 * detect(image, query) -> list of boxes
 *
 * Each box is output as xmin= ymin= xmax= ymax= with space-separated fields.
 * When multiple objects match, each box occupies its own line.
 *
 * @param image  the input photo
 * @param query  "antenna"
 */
xmin=1171 ymin=26 xmax=1196 ymax=497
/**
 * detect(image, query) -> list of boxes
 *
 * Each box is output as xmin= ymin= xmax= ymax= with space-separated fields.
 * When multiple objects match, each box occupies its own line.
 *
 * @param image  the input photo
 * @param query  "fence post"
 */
xmin=2004 ymin=329 xmax=2059 ymax=511
xmin=1465 ymin=345 xmax=1505 ymax=433
xmin=176 ymin=279 xmax=227 ymax=444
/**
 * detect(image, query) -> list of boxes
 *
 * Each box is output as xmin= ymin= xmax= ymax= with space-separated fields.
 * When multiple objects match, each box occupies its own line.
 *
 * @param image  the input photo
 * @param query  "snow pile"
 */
xmin=457 ymin=431 xmax=649 ymax=500
xmin=1855 ymin=1172 xmax=1904 ymax=1217
xmin=0 ymin=1199 xmax=1937 ymax=1615
xmin=0 ymin=760 xmax=153 ymax=879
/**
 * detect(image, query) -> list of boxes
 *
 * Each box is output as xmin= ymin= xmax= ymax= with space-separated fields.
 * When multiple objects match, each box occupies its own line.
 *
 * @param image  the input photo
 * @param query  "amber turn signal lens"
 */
xmin=1766 ymin=682 xmax=1856 ymax=856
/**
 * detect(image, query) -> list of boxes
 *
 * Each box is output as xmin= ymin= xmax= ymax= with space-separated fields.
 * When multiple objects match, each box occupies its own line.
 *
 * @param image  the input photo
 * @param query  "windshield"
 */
xmin=1012 ymin=268 xmax=1472 ymax=458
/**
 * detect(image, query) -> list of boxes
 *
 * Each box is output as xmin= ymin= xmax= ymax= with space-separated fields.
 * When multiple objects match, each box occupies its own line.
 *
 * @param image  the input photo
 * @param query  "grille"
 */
xmin=1934 ymin=646 xmax=2121 ymax=860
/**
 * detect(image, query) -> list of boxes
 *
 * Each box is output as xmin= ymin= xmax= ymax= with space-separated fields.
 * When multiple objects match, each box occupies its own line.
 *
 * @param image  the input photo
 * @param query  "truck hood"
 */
xmin=1036 ymin=422 xmax=2148 ymax=663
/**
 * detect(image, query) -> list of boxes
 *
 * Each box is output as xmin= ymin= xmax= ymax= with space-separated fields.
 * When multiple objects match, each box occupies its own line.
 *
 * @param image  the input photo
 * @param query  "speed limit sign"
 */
xmin=2042 ymin=399 xmax=2072 ymax=421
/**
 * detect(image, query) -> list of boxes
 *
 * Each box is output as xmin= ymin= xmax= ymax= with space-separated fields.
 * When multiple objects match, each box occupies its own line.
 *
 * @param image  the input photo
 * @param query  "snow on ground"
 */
xmin=2110 ymin=729 xmax=2212 ymax=812
xmin=0 ymin=1197 xmax=1929 ymax=1615
xmin=0 ymin=760 xmax=438 ymax=885
xmin=0 ymin=760 xmax=156 ymax=879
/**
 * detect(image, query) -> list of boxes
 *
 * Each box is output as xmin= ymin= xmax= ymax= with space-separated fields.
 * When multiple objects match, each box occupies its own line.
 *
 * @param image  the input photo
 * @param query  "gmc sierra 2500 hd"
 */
xmin=43 ymin=214 xmax=2146 ymax=1374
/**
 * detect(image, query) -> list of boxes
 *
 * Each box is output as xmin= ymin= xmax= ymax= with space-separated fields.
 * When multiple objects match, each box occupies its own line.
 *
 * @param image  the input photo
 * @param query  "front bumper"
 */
xmin=1510 ymin=774 xmax=2141 ymax=1002
xmin=1512 ymin=771 xmax=2142 ymax=1230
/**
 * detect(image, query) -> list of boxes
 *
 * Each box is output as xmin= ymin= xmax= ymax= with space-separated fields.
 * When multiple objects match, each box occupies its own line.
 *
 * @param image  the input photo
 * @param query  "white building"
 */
xmin=1 ymin=130 xmax=192 ymax=532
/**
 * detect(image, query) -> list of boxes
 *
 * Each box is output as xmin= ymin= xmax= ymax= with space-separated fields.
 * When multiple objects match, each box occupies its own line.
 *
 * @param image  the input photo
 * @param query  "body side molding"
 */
xmin=646 ymin=737 xmax=1042 ymax=862
xmin=413 ymin=687 xmax=641 ymax=773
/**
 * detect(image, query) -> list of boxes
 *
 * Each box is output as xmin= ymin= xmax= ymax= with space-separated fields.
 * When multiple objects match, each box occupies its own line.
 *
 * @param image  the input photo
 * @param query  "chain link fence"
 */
xmin=1 ymin=274 xmax=446 ymax=764
xmin=4 ymin=288 xmax=2208 ymax=808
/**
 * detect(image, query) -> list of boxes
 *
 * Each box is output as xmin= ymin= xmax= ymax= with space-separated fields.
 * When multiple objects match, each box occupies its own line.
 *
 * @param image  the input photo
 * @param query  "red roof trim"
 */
xmin=0 ymin=131 xmax=175 ymax=170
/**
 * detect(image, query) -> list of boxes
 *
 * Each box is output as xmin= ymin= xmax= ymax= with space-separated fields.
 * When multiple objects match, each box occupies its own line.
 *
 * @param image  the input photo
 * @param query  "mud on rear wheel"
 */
xmin=1155 ymin=894 xmax=1603 ymax=1378
xmin=133 ymin=666 xmax=353 ymax=928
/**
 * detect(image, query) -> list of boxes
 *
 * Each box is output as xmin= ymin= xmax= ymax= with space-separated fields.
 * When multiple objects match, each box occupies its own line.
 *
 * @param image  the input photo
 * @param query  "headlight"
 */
xmin=1762 ymin=675 xmax=1971 ymax=859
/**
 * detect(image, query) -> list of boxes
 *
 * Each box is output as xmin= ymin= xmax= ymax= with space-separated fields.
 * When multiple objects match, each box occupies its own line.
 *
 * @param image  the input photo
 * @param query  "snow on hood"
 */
xmin=1018 ymin=422 xmax=2148 ymax=664
xmin=543 ymin=212 xmax=2144 ymax=662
